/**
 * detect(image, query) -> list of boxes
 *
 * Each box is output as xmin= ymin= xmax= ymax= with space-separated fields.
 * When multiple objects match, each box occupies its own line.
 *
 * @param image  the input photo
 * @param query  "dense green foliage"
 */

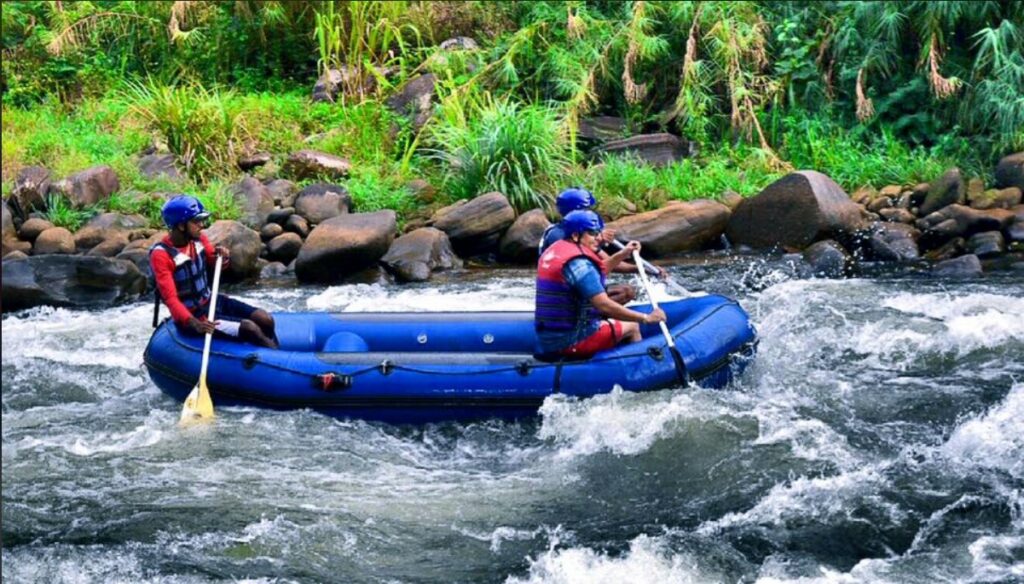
xmin=3 ymin=1 xmax=1021 ymax=224
xmin=429 ymin=93 xmax=570 ymax=211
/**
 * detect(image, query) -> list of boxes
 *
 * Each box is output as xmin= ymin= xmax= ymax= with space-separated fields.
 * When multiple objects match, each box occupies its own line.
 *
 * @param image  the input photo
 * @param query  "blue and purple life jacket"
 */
xmin=535 ymin=239 xmax=606 ymax=333
xmin=149 ymin=240 xmax=212 ymax=314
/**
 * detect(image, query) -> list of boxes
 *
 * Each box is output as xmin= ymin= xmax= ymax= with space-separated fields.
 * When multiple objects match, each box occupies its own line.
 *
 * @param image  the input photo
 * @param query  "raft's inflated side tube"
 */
xmin=322 ymin=332 xmax=369 ymax=352
xmin=144 ymin=295 xmax=757 ymax=422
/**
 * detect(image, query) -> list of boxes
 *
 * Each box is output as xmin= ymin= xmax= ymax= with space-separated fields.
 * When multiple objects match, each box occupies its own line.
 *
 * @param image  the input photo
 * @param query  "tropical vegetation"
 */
xmin=3 ymin=0 xmax=1021 ymax=228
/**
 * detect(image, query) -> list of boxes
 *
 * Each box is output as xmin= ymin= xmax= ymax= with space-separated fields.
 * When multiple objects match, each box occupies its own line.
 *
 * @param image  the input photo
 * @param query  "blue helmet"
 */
xmin=562 ymin=209 xmax=604 ymax=236
xmin=161 ymin=195 xmax=210 ymax=228
xmin=556 ymin=187 xmax=596 ymax=217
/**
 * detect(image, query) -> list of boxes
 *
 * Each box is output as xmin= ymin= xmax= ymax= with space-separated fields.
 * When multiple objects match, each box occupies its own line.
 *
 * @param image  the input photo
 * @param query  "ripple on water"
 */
xmin=508 ymin=534 xmax=725 ymax=584
xmin=3 ymin=270 xmax=1023 ymax=583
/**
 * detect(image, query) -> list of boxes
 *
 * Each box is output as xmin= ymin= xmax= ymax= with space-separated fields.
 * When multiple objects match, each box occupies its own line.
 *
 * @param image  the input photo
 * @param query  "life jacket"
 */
xmin=149 ymin=239 xmax=211 ymax=326
xmin=538 ymin=222 xmax=567 ymax=255
xmin=535 ymin=239 xmax=607 ymax=332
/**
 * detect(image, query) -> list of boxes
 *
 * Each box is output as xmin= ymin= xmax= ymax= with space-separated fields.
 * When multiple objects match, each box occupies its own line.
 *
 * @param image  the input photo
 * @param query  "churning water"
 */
xmin=3 ymin=257 xmax=1023 ymax=583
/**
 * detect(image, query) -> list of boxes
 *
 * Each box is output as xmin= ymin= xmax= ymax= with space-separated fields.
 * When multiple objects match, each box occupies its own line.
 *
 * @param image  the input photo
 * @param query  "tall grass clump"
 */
xmin=582 ymin=149 xmax=784 ymax=212
xmin=314 ymin=1 xmax=422 ymax=104
xmin=305 ymin=102 xmax=407 ymax=167
xmin=579 ymin=156 xmax=665 ymax=215
xmin=659 ymin=153 xmax=783 ymax=201
xmin=430 ymin=95 xmax=568 ymax=212
xmin=104 ymin=191 xmax=168 ymax=227
xmin=43 ymin=193 xmax=94 ymax=231
xmin=2 ymin=98 xmax=149 ymax=185
xmin=777 ymin=113 xmax=957 ymax=189
xmin=122 ymin=79 xmax=242 ymax=180
xmin=344 ymin=169 xmax=416 ymax=229
xmin=193 ymin=180 xmax=243 ymax=222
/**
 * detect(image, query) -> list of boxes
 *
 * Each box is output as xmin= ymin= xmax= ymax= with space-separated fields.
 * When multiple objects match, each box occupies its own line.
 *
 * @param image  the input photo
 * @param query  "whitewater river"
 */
xmin=3 ymin=256 xmax=1023 ymax=583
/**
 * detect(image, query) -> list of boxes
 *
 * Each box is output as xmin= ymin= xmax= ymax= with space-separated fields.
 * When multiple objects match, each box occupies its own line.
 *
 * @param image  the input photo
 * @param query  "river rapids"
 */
xmin=3 ymin=256 xmax=1023 ymax=583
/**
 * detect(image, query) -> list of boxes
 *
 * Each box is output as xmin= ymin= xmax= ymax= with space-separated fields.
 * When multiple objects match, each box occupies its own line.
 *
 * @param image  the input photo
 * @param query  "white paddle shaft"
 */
xmin=197 ymin=255 xmax=223 ymax=382
xmin=613 ymin=239 xmax=691 ymax=297
xmin=633 ymin=250 xmax=676 ymax=349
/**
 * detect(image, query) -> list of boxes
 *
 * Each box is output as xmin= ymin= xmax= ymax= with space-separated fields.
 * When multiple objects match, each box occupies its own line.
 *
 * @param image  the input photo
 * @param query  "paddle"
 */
xmin=611 ymin=240 xmax=691 ymax=298
xmin=633 ymin=249 xmax=689 ymax=387
xmin=180 ymin=255 xmax=223 ymax=425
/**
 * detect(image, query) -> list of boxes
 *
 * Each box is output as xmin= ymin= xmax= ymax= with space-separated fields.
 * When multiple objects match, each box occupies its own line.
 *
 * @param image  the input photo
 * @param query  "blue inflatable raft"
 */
xmin=144 ymin=294 xmax=757 ymax=422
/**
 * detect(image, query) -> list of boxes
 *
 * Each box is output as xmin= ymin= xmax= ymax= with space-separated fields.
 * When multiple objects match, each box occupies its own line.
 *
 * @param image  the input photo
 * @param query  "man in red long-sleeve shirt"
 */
xmin=150 ymin=195 xmax=277 ymax=348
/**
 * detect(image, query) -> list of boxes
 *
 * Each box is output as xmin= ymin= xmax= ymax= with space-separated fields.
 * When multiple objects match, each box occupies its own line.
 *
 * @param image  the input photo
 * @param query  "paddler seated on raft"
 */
xmin=539 ymin=187 xmax=667 ymax=305
xmin=149 ymin=195 xmax=278 ymax=349
xmin=535 ymin=209 xmax=667 ymax=360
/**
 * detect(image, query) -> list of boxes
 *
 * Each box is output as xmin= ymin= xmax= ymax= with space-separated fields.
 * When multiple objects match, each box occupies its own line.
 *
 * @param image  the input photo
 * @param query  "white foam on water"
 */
xmin=1 ymin=303 xmax=155 ymax=370
xmin=755 ymin=558 xmax=900 ymax=584
xmin=147 ymin=513 xmax=358 ymax=576
xmin=306 ymin=279 xmax=535 ymax=312
xmin=747 ymin=278 xmax=868 ymax=353
xmin=747 ymin=280 xmax=1024 ymax=382
xmin=9 ymin=409 xmax=172 ymax=458
xmin=753 ymin=531 xmax=1022 ymax=584
xmin=740 ymin=259 xmax=800 ymax=294
xmin=696 ymin=465 xmax=900 ymax=536
xmin=452 ymin=524 xmax=559 ymax=553
xmin=846 ymin=323 xmax=935 ymax=371
xmin=941 ymin=383 xmax=1024 ymax=479
xmin=0 ymin=544 xmax=211 ymax=584
xmin=968 ymin=534 xmax=1024 ymax=582
xmin=506 ymin=534 xmax=714 ymax=584
xmin=882 ymin=292 xmax=1024 ymax=353
xmin=537 ymin=388 xmax=729 ymax=458
xmin=752 ymin=412 xmax=862 ymax=471
xmin=232 ymin=513 xmax=358 ymax=553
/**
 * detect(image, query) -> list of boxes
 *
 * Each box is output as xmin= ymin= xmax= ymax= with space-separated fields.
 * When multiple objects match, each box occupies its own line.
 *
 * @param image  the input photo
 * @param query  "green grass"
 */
xmin=193 ymin=180 xmax=243 ymax=223
xmin=104 ymin=191 xmax=165 ymax=226
xmin=2 ymin=88 xmax=413 ymax=227
xmin=42 ymin=192 xmax=94 ymax=231
xmin=343 ymin=167 xmax=416 ymax=231
xmin=777 ymin=113 xmax=962 ymax=189
xmin=3 ymin=90 xmax=975 ymax=233
xmin=2 ymin=97 xmax=149 ymax=185
xmin=577 ymin=148 xmax=786 ymax=214
xmin=429 ymin=96 xmax=569 ymax=212
xmin=573 ymin=120 xmax=961 ymax=215
xmin=229 ymin=93 xmax=407 ymax=169
xmin=345 ymin=169 xmax=414 ymax=214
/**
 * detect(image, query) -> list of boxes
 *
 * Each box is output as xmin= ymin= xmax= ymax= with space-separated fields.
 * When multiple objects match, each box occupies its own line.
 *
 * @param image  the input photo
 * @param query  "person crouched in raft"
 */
xmin=539 ymin=187 xmax=666 ymax=305
xmin=149 ymin=195 xmax=278 ymax=349
xmin=535 ymin=210 xmax=666 ymax=359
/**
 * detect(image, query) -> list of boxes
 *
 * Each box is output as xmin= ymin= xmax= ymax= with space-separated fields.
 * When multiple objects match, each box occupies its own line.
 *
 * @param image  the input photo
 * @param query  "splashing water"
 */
xmin=3 ymin=261 xmax=1023 ymax=583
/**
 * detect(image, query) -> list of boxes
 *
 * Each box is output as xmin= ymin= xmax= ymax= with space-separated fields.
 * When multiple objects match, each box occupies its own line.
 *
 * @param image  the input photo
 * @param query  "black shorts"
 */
xmin=177 ymin=294 xmax=260 ymax=339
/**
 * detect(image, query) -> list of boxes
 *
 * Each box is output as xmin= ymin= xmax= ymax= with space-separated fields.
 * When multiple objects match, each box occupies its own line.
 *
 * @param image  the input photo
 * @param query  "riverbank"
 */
xmin=2 ymin=148 xmax=1022 ymax=313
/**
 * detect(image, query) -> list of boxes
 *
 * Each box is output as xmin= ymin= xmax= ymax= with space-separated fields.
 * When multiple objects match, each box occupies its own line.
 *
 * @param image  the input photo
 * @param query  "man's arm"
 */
xmin=199 ymin=233 xmax=230 ymax=267
xmin=590 ymin=292 xmax=665 ymax=324
xmin=598 ymin=249 xmax=641 ymax=274
xmin=151 ymin=250 xmax=195 ymax=325
xmin=602 ymin=239 xmax=667 ymax=278
xmin=565 ymin=256 xmax=666 ymax=324
xmin=602 ymin=240 xmax=640 ymax=273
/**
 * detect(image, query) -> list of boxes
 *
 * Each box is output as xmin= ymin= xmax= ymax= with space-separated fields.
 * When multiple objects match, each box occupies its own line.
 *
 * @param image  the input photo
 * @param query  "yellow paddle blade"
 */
xmin=180 ymin=378 xmax=215 ymax=425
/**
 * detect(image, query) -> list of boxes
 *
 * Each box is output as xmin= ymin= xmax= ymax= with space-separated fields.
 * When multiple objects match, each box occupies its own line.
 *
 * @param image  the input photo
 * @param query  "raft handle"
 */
xmin=516 ymin=360 xmax=531 ymax=376
xmin=647 ymin=346 xmax=664 ymax=361
xmin=314 ymin=372 xmax=352 ymax=392
xmin=242 ymin=353 xmax=259 ymax=370
xmin=379 ymin=359 xmax=393 ymax=376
